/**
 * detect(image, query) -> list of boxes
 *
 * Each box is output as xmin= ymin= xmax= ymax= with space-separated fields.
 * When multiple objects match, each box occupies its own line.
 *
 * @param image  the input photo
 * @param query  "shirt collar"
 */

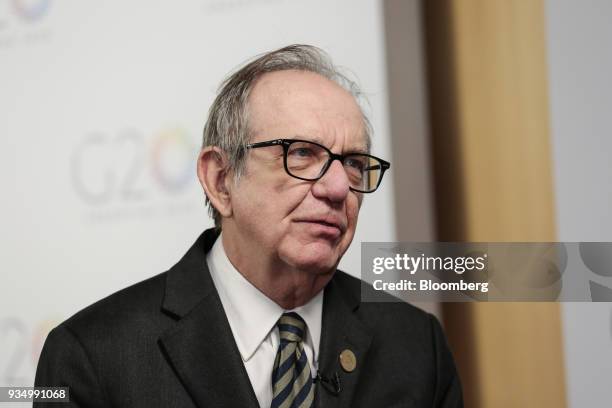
xmin=207 ymin=233 xmax=323 ymax=363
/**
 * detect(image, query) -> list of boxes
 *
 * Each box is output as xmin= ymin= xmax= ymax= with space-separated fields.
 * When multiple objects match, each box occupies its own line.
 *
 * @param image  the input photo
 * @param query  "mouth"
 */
xmin=294 ymin=218 xmax=346 ymax=238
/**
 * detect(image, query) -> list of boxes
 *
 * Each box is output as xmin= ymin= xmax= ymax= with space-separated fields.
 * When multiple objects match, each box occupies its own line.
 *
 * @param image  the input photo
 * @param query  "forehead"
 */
xmin=247 ymin=70 xmax=368 ymax=151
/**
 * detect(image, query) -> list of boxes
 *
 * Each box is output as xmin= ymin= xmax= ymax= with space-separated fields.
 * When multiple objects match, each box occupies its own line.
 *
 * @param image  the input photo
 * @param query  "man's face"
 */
xmin=227 ymin=70 xmax=366 ymax=274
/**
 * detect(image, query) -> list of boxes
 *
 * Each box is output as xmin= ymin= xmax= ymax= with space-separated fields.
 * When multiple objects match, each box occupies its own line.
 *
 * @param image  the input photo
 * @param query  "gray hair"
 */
xmin=202 ymin=44 xmax=372 ymax=228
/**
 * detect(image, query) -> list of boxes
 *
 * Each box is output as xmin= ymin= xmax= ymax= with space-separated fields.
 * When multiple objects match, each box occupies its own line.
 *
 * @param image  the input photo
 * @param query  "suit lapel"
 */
xmin=158 ymin=229 xmax=259 ymax=408
xmin=317 ymin=275 xmax=373 ymax=408
xmin=159 ymin=293 xmax=259 ymax=407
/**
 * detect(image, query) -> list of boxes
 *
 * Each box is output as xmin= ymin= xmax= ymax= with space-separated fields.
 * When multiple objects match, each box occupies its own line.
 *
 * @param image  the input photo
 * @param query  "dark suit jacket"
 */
xmin=35 ymin=228 xmax=463 ymax=407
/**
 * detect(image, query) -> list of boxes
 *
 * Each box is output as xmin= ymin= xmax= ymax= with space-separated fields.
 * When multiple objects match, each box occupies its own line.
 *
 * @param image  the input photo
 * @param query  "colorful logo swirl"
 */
xmin=150 ymin=127 xmax=197 ymax=192
xmin=12 ymin=0 xmax=51 ymax=22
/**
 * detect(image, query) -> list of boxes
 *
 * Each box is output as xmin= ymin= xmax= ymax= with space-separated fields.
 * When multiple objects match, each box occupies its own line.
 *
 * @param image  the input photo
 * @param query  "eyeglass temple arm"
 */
xmin=246 ymin=139 xmax=285 ymax=148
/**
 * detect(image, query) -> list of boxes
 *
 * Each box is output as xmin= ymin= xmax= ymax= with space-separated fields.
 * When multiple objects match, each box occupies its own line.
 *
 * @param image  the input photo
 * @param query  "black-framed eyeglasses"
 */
xmin=245 ymin=138 xmax=391 ymax=193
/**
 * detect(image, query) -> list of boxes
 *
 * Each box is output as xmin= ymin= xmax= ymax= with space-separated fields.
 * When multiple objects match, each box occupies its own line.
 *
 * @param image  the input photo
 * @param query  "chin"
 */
xmin=281 ymin=241 xmax=342 ymax=273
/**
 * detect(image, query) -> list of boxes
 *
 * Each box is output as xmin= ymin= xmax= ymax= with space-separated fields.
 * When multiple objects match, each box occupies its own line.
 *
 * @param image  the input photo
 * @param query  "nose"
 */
xmin=311 ymin=159 xmax=350 ymax=202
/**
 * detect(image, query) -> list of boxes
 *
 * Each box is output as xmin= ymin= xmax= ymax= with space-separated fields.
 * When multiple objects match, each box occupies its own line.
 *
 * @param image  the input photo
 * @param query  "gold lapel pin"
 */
xmin=339 ymin=349 xmax=357 ymax=373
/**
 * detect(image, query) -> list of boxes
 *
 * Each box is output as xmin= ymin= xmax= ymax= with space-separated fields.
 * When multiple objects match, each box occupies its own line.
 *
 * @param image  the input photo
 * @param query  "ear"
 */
xmin=197 ymin=146 xmax=233 ymax=219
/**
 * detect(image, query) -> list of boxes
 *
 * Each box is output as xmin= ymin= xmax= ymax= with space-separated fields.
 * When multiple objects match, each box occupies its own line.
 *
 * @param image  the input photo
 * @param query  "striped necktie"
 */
xmin=270 ymin=312 xmax=315 ymax=408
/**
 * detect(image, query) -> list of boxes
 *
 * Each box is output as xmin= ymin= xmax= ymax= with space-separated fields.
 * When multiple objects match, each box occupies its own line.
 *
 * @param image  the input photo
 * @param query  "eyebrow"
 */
xmin=291 ymin=135 xmax=369 ymax=154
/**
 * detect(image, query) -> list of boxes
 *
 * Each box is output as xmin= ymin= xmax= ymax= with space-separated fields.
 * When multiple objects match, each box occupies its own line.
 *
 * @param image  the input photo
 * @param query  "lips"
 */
xmin=294 ymin=216 xmax=347 ymax=234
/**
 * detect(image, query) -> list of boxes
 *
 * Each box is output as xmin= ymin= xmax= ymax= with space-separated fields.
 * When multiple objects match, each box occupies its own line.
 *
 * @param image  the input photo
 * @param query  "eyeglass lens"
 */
xmin=285 ymin=141 xmax=382 ymax=192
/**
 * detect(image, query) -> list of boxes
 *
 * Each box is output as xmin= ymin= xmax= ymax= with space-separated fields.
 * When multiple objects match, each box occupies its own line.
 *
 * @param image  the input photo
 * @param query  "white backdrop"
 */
xmin=546 ymin=0 xmax=612 ymax=405
xmin=0 ymin=0 xmax=397 ymax=388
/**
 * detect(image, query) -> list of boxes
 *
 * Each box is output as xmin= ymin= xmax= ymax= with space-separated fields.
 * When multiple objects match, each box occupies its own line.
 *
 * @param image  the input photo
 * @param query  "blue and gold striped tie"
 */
xmin=271 ymin=312 xmax=315 ymax=408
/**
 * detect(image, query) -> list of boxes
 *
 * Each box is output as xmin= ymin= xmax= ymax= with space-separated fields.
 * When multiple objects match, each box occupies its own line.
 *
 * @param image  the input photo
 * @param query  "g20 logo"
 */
xmin=71 ymin=127 xmax=199 ymax=205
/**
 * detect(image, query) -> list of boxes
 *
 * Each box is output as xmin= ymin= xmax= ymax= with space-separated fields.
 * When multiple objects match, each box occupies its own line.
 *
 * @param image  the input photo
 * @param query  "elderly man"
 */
xmin=35 ymin=45 xmax=462 ymax=407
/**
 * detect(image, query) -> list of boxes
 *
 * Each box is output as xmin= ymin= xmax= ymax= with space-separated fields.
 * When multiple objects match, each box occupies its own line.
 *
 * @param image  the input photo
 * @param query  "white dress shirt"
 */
xmin=207 ymin=234 xmax=323 ymax=408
